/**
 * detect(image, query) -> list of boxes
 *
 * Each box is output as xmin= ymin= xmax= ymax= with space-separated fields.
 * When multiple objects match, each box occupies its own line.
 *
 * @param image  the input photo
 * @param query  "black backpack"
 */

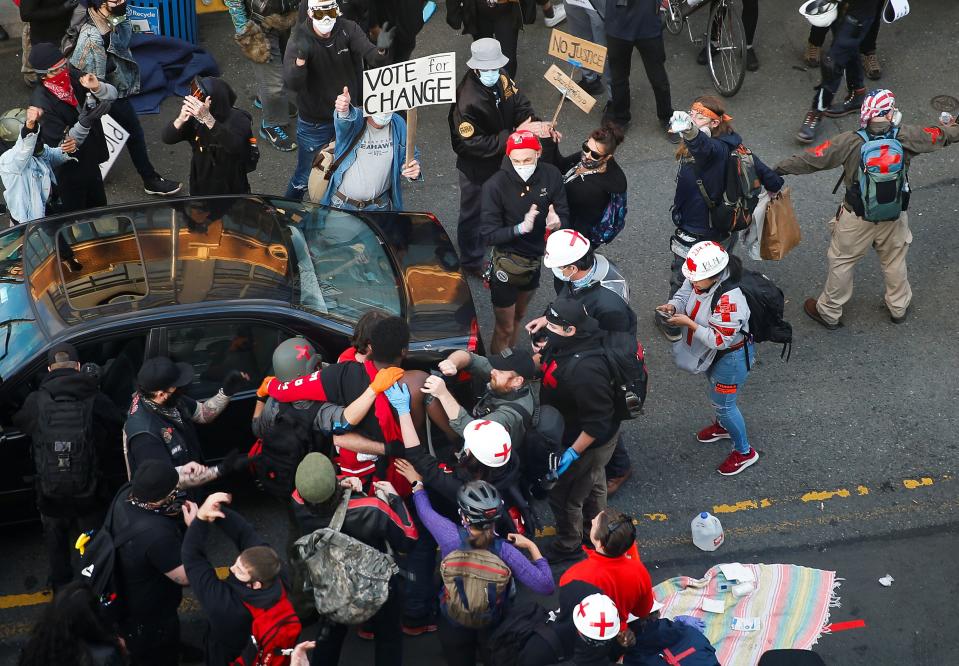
xmin=571 ymin=331 xmax=649 ymax=421
xmin=249 ymin=402 xmax=323 ymax=499
xmin=487 ymin=601 xmax=563 ymax=666
xmin=695 ymin=142 xmax=764 ymax=234
xmin=77 ymin=484 xmax=154 ymax=621
xmin=506 ymin=402 xmax=564 ymax=501
xmin=712 ymin=269 xmax=793 ymax=366
xmin=32 ymin=389 xmax=98 ymax=501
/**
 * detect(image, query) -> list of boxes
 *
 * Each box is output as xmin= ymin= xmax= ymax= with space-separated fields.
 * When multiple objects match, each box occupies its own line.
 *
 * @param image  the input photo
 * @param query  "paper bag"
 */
xmin=760 ymin=187 xmax=801 ymax=260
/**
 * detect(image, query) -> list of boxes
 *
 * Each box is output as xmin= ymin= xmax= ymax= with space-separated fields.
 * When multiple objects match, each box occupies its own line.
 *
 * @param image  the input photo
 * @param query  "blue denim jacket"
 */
xmin=71 ymin=16 xmax=140 ymax=98
xmin=321 ymin=106 xmax=422 ymax=210
xmin=0 ymin=130 xmax=74 ymax=223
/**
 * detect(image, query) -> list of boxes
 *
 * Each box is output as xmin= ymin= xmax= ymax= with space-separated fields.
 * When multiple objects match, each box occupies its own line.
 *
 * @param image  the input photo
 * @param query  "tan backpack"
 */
xmin=440 ymin=536 xmax=513 ymax=629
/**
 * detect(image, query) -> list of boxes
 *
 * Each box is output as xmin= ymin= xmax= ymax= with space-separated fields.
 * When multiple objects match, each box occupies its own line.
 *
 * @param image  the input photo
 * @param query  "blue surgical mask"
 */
xmin=478 ymin=70 xmax=500 ymax=88
xmin=371 ymin=112 xmax=393 ymax=126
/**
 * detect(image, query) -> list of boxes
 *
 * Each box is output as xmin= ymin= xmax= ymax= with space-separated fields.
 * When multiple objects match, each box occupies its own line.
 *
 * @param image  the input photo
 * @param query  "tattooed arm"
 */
xmin=191 ymin=390 xmax=231 ymax=424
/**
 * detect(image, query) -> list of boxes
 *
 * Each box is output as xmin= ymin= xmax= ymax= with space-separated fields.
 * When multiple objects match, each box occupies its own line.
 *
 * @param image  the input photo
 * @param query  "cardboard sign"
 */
xmin=548 ymin=29 xmax=607 ymax=74
xmin=99 ymin=114 xmax=130 ymax=179
xmin=544 ymin=65 xmax=596 ymax=114
xmin=362 ymin=52 xmax=456 ymax=116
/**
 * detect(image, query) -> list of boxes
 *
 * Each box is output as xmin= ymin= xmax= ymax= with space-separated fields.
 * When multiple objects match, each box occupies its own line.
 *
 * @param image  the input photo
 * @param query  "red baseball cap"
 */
xmin=505 ymin=130 xmax=541 ymax=155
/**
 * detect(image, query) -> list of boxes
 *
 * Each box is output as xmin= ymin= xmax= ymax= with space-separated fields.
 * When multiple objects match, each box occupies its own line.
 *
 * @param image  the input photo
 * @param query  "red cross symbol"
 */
xmin=685 ymin=256 xmax=698 ymax=273
xmin=576 ymin=601 xmax=589 ymax=618
xmin=923 ymin=126 xmax=943 ymax=145
xmin=715 ymin=294 xmax=737 ymax=322
xmin=542 ymin=360 xmax=558 ymax=388
xmin=808 ymin=139 xmax=832 ymax=158
xmin=294 ymin=344 xmax=311 ymax=360
xmin=472 ymin=420 xmax=492 ymax=430
xmin=566 ymin=230 xmax=588 ymax=247
xmin=866 ymin=145 xmax=901 ymax=174
xmin=590 ymin=611 xmax=615 ymax=638
xmin=493 ymin=442 xmax=511 ymax=460
xmin=662 ymin=647 xmax=696 ymax=665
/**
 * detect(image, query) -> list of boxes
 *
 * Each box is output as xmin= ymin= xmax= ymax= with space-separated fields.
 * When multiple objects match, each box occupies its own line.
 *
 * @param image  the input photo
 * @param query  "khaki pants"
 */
xmin=815 ymin=206 xmax=912 ymax=324
xmin=548 ymin=435 xmax=618 ymax=554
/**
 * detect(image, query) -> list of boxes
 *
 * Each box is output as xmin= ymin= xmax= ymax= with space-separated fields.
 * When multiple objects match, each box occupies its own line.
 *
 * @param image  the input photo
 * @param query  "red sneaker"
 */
xmin=357 ymin=628 xmax=375 ymax=640
xmin=402 ymin=622 xmax=438 ymax=636
xmin=697 ymin=422 xmax=731 ymax=443
xmin=717 ymin=448 xmax=759 ymax=476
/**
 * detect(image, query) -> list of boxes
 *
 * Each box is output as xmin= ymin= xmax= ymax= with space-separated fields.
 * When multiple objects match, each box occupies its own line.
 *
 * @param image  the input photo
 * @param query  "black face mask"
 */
xmin=580 ymin=156 xmax=603 ymax=170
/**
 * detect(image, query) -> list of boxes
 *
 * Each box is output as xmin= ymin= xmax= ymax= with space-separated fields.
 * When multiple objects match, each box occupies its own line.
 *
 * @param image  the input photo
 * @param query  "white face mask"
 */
xmin=552 ymin=266 xmax=571 ymax=282
xmin=313 ymin=16 xmax=335 ymax=34
xmin=512 ymin=163 xmax=536 ymax=181
xmin=370 ymin=112 xmax=393 ymax=126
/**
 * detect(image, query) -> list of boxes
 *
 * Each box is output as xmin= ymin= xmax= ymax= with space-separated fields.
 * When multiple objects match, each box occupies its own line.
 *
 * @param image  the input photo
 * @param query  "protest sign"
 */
xmin=99 ymin=114 xmax=130 ymax=179
xmin=362 ymin=52 xmax=456 ymax=116
xmin=547 ymin=29 xmax=607 ymax=74
xmin=544 ymin=64 xmax=596 ymax=115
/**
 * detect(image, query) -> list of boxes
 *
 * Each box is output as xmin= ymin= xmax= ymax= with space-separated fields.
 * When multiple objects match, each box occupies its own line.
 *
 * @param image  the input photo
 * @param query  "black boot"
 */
xmin=824 ymin=87 xmax=866 ymax=118
xmin=796 ymin=110 xmax=823 ymax=144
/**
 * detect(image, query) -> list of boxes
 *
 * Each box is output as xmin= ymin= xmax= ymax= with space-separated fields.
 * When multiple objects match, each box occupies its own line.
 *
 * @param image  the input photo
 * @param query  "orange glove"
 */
xmin=370 ymin=367 xmax=404 ymax=394
xmin=257 ymin=376 xmax=276 ymax=398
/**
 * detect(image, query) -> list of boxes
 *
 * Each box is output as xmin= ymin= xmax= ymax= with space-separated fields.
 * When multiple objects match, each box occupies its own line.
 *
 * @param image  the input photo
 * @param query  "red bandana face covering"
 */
xmin=43 ymin=67 xmax=78 ymax=107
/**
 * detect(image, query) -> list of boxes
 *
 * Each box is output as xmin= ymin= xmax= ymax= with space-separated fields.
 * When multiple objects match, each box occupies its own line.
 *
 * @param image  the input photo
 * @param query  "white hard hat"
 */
xmin=681 ymin=241 xmax=728 ymax=281
xmin=799 ymin=0 xmax=839 ymax=27
xmin=463 ymin=420 xmax=512 ymax=468
xmin=543 ymin=229 xmax=592 ymax=268
xmin=308 ymin=0 xmax=339 ymax=10
xmin=573 ymin=593 xmax=620 ymax=641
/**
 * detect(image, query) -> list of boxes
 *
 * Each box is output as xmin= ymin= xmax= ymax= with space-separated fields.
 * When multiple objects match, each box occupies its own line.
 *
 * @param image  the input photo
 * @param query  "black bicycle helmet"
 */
xmin=457 ymin=480 xmax=503 ymax=526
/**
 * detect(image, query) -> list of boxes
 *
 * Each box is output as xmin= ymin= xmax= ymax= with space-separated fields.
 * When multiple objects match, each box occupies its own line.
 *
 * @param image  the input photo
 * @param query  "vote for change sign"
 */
xmin=363 ymin=52 xmax=456 ymax=116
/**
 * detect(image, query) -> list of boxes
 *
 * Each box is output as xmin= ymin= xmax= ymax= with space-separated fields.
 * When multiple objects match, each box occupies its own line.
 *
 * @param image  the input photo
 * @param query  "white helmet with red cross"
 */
xmin=543 ymin=229 xmax=592 ymax=268
xmin=681 ymin=241 xmax=729 ymax=281
xmin=463 ymin=419 xmax=512 ymax=468
xmin=573 ymin=593 xmax=620 ymax=641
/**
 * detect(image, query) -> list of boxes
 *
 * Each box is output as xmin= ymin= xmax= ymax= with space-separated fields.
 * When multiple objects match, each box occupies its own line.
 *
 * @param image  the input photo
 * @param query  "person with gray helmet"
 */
xmin=250 ymin=337 xmax=401 ymax=497
xmin=291 ymin=452 xmax=417 ymax=666
xmin=0 ymin=106 xmax=73 ymax=224
xmin=448 ymin=37 xmax=543 ymax=275
xmin=123 ymin=357 xmax=251 ymax=490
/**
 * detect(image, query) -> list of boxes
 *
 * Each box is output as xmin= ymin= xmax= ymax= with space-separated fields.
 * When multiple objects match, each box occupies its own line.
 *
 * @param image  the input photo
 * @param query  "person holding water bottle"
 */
xmin=658 ymin=241 xmax=759 ymax=477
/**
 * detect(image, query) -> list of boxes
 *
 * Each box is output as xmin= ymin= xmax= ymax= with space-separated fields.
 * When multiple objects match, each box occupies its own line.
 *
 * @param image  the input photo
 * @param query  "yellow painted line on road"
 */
xmin=0 ymin=590 xmax=51 ymax=610
xmin=903 ymin=477 xmax=933 ymax=489
xmin=857 ymin=485 xmax=870 ymax=495
xmin=713 ymin=498 xmax=772 ymax=514
xmin=801 ymin=488 xmax=851 ymax=502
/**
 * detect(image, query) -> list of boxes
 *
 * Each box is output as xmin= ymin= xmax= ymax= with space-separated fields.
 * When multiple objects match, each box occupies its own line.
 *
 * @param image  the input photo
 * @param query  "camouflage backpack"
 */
xmin=440 ymin=530 xmax=513 ymax=629
xmin=292 ymin=489 xmax=398 ymax=624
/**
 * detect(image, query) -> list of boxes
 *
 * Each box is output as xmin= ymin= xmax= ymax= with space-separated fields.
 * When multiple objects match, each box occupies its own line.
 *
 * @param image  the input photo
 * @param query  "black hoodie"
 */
xmin=13 ymin=368 xmax=123 ymax=517
xmin=160 ymin=76 xmax=252 ymax=196
xmin=479 ymin=156 xmax=569 ymax=258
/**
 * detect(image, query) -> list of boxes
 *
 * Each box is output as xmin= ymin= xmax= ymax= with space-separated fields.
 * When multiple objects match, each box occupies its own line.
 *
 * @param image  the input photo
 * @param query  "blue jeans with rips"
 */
xmin=706 ymin=343 xmax=755 ymax=455
xmin=285 ymin=117 xmax=334 ymax=201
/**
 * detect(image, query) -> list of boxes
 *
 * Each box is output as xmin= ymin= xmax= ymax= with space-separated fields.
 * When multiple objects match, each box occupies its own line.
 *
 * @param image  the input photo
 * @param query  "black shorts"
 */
xmin=489 ymin=265 xmax=541 ymax=308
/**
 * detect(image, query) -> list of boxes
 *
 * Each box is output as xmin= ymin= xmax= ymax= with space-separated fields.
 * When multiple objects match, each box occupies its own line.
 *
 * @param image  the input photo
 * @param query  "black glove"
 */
xmin=221 ymin=369 xmax=250 ymax=396
xmin=384 ymin=440 xmax=405 ymax=458
xmin=290 ymin=26 xmax=311 ymax=62
xmin=215 ymin=449 xmax=250 ymax=477
xmin=376 ymin=22 xmax=396 ymax=50
xmin=78 ymin=99 xmax=111 ymax=128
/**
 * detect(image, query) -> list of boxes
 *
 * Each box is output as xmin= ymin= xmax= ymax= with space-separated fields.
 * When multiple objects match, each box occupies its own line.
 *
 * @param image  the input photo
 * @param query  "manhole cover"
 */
xmin=931 ymin=95 xmax=959 ymax=113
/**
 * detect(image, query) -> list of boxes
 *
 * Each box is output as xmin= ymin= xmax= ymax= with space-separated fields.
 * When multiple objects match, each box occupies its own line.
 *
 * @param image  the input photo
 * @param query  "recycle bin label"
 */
xmin=128 ymin=5 xmax=159 ymax=34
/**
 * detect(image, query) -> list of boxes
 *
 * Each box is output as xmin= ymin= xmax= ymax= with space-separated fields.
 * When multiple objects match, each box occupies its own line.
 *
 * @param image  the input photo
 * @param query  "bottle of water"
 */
xmin=691 ymin=512 xmax=724 ymax=551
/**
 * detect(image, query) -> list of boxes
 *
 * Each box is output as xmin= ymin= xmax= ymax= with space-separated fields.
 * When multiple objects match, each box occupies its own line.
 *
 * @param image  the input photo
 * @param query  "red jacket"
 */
xmin=559 ymin=544 xmax=653 ymax=630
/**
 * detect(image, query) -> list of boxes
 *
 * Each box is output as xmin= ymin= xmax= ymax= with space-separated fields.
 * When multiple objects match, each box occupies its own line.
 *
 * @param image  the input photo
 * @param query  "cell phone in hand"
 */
xmin=656 ymin=309 xmax=672 ymax=321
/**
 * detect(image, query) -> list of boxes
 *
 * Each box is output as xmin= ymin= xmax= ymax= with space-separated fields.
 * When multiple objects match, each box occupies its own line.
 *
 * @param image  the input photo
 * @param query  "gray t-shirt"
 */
xmin=338 ymin=123 xmax=393 ymax=201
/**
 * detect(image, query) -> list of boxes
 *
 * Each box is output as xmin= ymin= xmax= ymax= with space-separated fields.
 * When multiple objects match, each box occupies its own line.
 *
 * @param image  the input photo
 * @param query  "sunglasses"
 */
xmin=308 ymin=6 xmax=337 ymax=19
xmin=581 ymin=141 xmax=606 ymax=160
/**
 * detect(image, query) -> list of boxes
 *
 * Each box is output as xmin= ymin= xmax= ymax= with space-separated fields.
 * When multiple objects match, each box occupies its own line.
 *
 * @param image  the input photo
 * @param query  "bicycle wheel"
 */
xmin=706 ymin=0 xmax=746 ymax=97
xmin=663 ymin=0 xmax=684 ymax=35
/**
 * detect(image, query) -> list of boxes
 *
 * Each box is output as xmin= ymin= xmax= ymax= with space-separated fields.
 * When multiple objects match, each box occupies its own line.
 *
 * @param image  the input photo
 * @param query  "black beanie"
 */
xmin=131 ymin=460 xmax=179 ymax=502
xmin=29 ymin=43 xmax=66 ymax=73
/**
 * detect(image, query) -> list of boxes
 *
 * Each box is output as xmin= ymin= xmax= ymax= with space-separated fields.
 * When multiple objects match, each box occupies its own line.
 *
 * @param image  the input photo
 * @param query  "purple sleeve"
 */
xmin=498 ymin=542 xmax=556 ymax=596
xmin=412 ymin=489 xmax=461 ymax=557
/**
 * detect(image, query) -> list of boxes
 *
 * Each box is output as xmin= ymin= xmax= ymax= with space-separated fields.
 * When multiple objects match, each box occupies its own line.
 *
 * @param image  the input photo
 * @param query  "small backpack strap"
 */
xmin=329 ymin=488 xmax=352 ymax=533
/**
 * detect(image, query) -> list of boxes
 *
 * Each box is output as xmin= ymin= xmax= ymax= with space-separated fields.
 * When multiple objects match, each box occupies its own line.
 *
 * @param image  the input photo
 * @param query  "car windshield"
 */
xmin=0 ymin=226 xmax=44 ymax=383
xmin=278 ymin=203 xmax=402 ymax=323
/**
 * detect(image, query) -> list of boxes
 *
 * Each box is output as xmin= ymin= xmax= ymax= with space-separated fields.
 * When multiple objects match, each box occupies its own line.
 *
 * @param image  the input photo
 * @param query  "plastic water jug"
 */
xmin=691 ymin=512 xmax=724 ymax=551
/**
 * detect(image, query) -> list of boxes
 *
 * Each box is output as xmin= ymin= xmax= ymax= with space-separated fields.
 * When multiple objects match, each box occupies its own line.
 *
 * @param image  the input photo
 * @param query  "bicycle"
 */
xmin=661 ymin=0 xmax=747 ymax=97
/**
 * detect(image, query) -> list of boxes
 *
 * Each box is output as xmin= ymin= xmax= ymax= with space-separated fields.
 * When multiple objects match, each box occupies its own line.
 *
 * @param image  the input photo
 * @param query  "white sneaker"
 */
xmin=544 ymin=3 xmax=566 ymax=27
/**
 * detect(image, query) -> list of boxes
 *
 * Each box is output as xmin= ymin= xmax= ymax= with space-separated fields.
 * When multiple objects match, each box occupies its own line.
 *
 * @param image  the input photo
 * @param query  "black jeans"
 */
xmin=107 ymin=97 xmax=159 ymax=182
xmin=741 ymin=0 xmax=758 ymax=45
xmin=122 ymin=611 xmax=181 ymax=666
xmin=56 ymin=159 xmax=107 ymax=213
xmin=808 ymin=0 xmax=882 ymax=53
xmin=606 ymin=34 xmax=673 ymax=124
xmin=457 ymin=171 xmax=487 ymax=269
xmin=311 ymin=576 xmax=403 ymax=666
xmin=811 ymin=10 xmax=877 ymax=110
xmin=437 ymin=613 xmax=494 ymax=666
xmin=41 ymin=510 xmax=103 ymax=590
xmin=473 ymin=7 xmax=519 ymax=78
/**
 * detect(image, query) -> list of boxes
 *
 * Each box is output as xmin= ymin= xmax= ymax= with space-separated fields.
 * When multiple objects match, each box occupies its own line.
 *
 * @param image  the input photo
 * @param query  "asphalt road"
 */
xmin=1 ymin=0 xmax=958 ymax=663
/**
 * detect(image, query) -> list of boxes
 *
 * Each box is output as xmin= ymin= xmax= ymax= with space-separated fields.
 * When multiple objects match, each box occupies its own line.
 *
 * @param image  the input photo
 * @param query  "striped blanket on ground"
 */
xmin=653 ymin=564 xmax=839 ymax=666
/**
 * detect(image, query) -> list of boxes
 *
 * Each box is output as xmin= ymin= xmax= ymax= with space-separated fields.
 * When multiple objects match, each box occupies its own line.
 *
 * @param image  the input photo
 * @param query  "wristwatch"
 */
xmin=411 ymin=480 xmax=424 ymax=492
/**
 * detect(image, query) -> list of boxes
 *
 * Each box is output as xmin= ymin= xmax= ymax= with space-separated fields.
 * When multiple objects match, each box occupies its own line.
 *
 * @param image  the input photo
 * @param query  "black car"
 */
xmin=0 ymin=196 xmax=482 ymax=522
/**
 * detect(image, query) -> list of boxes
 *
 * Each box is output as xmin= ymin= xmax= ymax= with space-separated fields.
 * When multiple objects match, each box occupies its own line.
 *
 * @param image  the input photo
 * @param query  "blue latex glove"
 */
xmin=674 ymin=615 xmax=706 ymax=633
xmin=556 ymin=447 xmax=580 ymax=476
xmin=384 ymin=382 xmax=411 ymax=415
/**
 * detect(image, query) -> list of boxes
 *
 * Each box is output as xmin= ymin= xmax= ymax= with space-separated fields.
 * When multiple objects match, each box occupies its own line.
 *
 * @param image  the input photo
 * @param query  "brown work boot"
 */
xmin=804 ymin=298 xmax=842 ymax=331
xmin=804 ymin=42 xmax=821 ymax=67
xmin=606 ymin=468 xmax=632 ymax=496
xmin=862 ymin=52 xmax=882 ymax=80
